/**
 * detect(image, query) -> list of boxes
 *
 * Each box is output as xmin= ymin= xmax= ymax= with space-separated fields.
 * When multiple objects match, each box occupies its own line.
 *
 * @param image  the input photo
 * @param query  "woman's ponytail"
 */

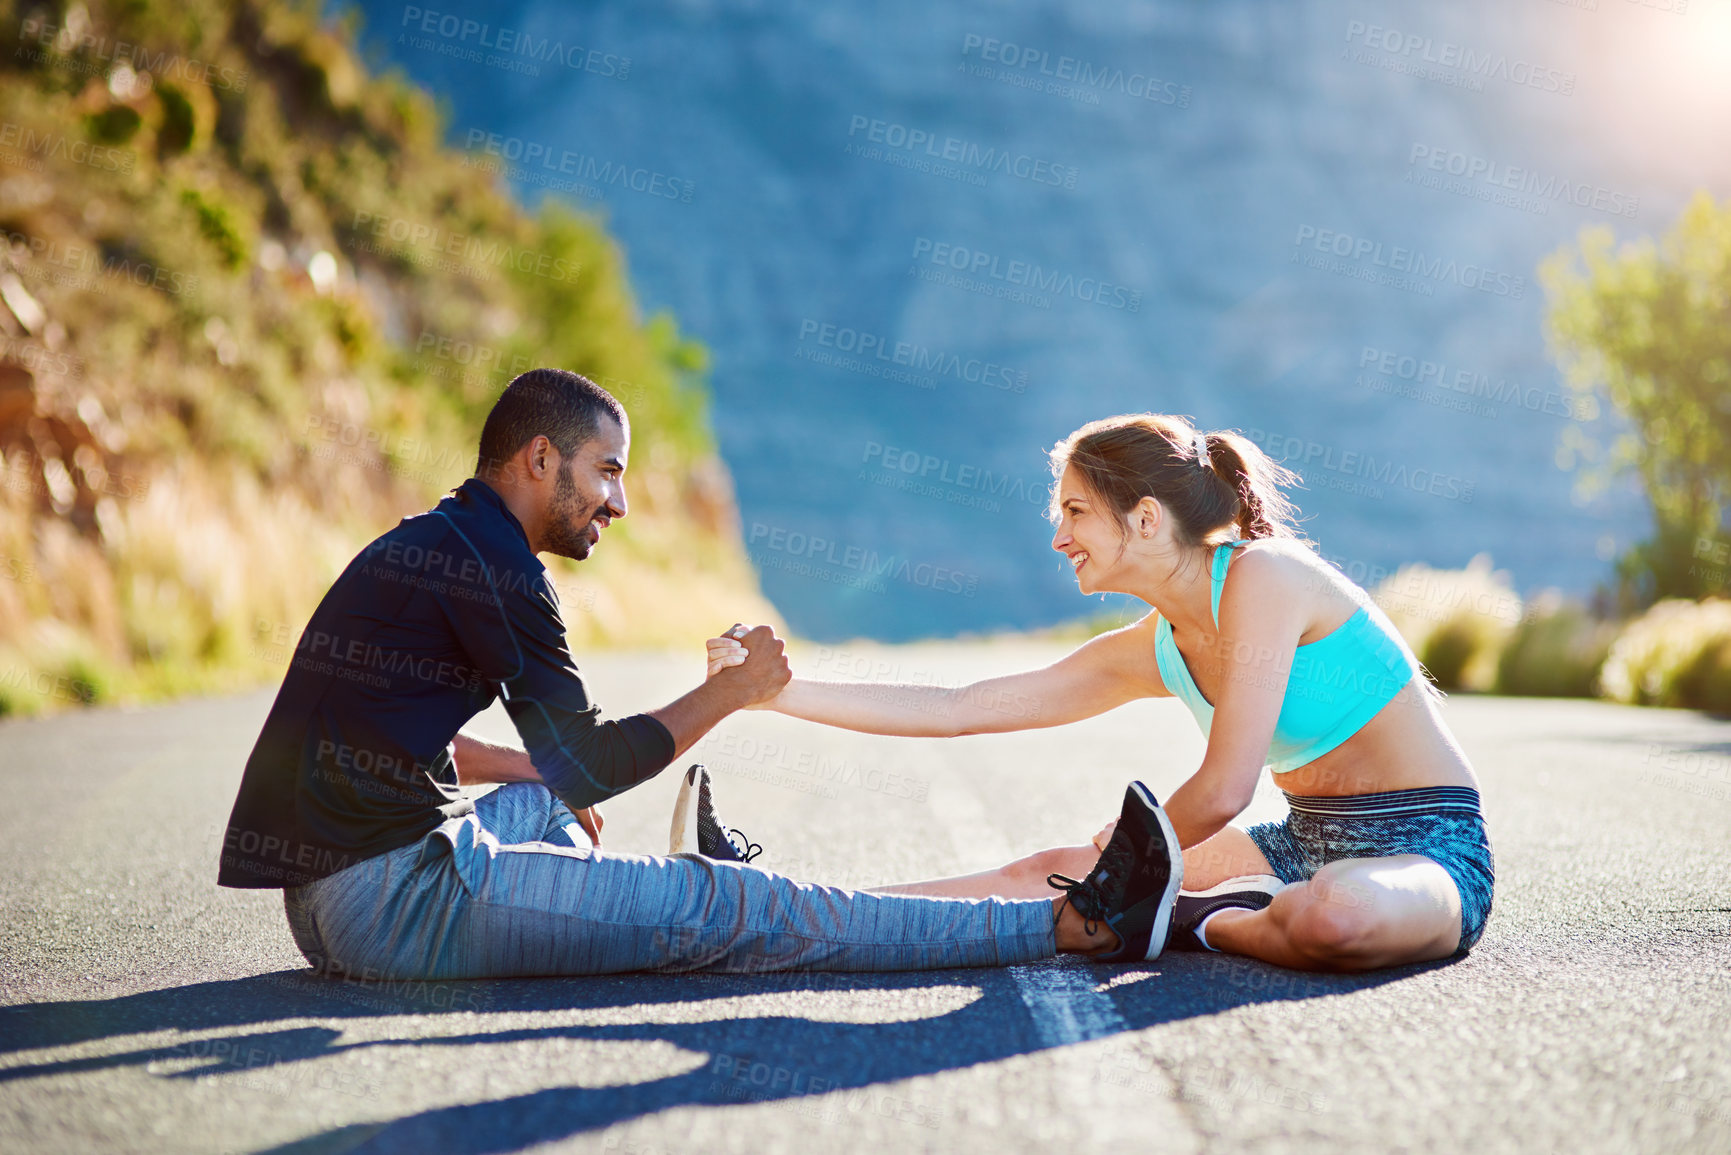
xmin=1203 ymin=430 xmax=1301 ymax=540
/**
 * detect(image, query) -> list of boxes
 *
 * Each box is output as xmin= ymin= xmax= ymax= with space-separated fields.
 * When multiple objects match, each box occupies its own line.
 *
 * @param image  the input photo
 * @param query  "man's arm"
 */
xmin=450 ymin=733 xmax=542 ymax=784
xmin=492 ymin=613 xmax=789 ymax=810
xmin=449 ymin=733 xmax=605 ymax=846
xmin=650 ymin=625 xmax=790 ymax=760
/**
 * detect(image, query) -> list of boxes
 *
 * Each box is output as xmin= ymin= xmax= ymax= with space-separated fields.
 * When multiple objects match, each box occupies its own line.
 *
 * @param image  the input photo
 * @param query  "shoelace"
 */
xmin=1047 ymin=833 xmax=1132 ymax=936
xmin=1046 ymin=872 xmax=1103 ymax=936
xmin=725 ymin=827 xmax=763 ymax=863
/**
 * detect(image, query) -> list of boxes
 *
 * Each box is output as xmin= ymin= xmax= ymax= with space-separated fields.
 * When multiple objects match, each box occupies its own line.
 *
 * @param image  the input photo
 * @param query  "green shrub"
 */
xmin=180 ymin=187 xmax=250 ymax=269
xmin=86 ymin=105 xmax=141 ymax=143
xmin=1494 ymin=594 xmax=1617 ymax=698
xmin=156 ymin=86 xmax=197 ymax=156
xmin=1678 ymin=635 xmax=1731 ymax=711
xmin=1373 ymin=555 xmax=1523 ymax=691
xmin=1599 ymin=598 xmax=1731 ymax=711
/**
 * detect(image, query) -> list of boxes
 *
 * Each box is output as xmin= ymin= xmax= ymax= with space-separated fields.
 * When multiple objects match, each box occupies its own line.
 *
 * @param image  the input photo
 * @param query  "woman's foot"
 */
xmin=1166 ymin=875 xmax=1285 ymax=952
xmin=1048 ymin=781 xmax=1184 ymax=961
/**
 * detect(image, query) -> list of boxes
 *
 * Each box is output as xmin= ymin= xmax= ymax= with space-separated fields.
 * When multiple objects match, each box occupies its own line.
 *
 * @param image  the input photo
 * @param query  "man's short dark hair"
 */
xmin=475 ymin=368 xmax=625 ymax=475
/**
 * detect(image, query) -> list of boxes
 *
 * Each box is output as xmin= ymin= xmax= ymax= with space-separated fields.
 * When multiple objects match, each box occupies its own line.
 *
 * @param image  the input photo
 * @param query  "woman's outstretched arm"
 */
xmin=706 ymin=616 xmax=1168 ymax=737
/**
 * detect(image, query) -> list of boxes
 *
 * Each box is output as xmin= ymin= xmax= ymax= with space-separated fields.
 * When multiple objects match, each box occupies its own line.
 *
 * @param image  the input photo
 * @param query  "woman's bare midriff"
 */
xmin=1267 ymin=678 xmax=1480 ymax=797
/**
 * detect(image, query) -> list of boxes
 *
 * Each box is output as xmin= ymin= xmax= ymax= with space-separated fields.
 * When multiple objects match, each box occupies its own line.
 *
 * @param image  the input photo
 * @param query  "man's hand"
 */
xmin=571 ymin=805 xmax=603 ymax=847
xmin=706 ymin=623 xmax=789 ymax=709
xmin=650 ymin=625 xmax=792 ymax=762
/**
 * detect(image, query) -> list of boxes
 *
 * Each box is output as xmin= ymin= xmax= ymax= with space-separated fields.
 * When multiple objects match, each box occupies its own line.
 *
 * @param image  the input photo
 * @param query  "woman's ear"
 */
xmin=1134 ymin=495 xmax=1162 ymax=540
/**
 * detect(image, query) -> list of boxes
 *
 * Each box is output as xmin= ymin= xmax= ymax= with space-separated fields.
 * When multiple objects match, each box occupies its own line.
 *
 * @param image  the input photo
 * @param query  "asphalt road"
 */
xmin=2 ymin=641 xmax=1728 ymax=1154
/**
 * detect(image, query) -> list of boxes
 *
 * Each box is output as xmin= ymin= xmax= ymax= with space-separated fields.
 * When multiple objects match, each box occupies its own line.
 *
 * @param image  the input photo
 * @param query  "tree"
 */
xmin=1541 ymin=192 xmax=1731 ymax=608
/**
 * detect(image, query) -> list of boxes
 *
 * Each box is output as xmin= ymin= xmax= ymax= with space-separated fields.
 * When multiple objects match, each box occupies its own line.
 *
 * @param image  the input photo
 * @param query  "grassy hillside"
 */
xmin=0 ymin=0 xmax=776 ymax=714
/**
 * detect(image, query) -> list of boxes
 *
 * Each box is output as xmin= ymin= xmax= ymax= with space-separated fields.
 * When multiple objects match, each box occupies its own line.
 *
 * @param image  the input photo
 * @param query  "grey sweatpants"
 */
xmin=282 ymin=781 xmax=1056 ymax=979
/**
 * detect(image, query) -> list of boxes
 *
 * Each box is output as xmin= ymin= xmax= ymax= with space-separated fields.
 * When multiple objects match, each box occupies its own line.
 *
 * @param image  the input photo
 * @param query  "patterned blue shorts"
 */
xmin=1245 ymin=786 xmax=1495 ymax=954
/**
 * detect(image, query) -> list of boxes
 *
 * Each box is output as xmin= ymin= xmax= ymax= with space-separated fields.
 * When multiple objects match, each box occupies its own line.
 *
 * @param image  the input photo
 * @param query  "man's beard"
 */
xmin=542 ymin=466 xmax=605 ymax=561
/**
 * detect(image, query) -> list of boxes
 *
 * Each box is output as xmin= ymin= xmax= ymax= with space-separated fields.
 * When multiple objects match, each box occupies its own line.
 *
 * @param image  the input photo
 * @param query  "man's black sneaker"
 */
xmin=1047 ymin=780 xmax=1183 ymax=962
xmin=1165 ymin=875 xmax=1285 ymax=952
xmin=669 ymin=764 xmax=763 ymax=863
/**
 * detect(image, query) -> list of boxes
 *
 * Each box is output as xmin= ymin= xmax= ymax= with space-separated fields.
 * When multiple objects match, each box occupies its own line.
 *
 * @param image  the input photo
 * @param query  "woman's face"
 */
xmin=1050 ymin=465 xmax=1132 ymax=596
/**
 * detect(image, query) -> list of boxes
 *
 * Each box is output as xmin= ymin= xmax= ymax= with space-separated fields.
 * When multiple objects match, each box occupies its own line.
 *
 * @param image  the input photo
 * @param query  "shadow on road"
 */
xmin=0 ymin=953 xmax=1453 ymax=1153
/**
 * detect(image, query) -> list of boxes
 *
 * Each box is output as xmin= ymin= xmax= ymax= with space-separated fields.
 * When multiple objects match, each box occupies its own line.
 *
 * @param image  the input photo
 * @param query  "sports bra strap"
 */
xmin=1209 ymin=539 xmax=1251 ymax=626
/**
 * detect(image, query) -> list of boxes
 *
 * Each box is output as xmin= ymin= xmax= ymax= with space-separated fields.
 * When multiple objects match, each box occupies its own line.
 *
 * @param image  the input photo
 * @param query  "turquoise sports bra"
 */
xmin=1153 ymin=540 xmax=1425 ymax=774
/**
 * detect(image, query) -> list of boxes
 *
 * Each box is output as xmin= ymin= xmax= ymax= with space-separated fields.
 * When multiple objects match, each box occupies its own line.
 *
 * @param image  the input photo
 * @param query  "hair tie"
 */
xmin=1192 ymin=430 xmax=1210 ymax=469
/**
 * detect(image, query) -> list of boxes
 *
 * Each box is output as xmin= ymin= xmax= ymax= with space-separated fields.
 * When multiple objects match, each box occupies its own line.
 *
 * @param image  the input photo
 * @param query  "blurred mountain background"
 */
xmin=2 ymin=0 xmax=1728 ymax=715
xmin=338 ymin=0 xmax=1730 ymax=641
xmin=0 ymin=0 xmax=775 ymax=713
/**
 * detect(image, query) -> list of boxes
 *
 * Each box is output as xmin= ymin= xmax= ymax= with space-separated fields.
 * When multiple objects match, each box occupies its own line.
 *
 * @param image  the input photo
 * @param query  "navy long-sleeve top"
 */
xmin=217 ymin=477 xmax=675 ymax=889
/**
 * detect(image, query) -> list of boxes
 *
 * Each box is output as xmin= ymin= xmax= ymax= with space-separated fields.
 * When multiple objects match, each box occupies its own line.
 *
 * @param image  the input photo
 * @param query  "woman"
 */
xmin=709 ymin=414 xmax=1494 ymax=972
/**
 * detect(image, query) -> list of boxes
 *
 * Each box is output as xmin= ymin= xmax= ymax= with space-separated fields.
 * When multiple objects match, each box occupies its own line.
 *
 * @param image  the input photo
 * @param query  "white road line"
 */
xmin=929 ymin=776 xmax=1130 ymax=1046
xmin=1008 ymin=960 xmax=1129 ymax=1048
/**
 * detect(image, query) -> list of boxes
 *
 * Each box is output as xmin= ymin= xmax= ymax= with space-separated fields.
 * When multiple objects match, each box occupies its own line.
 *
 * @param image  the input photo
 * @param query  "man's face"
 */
xmin=542 ymin=415 xmax=629 ymax=562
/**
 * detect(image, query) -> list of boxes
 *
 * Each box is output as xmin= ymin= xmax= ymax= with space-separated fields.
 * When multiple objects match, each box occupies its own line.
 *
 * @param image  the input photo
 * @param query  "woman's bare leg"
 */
xmin=1182 ymin=825 xmax=1279 ymax=888
xmin=871 ymin=819 xmax=1463 ymax=971
xmin=1204 ymin=854 xmax=1462 ymax=971
xmin=869 ymin=844 xmax=1099 ymax=899
xmin=869 ymin=823 xmax=1279 ymax=900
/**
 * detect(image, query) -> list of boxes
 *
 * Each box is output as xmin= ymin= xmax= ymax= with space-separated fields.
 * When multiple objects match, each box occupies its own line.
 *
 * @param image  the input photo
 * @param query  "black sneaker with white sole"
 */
xmin=1165 ymin=875 xmax=1285 ymax=952
xmin=669 ymin=764 xmax=763 ymax=863
xmin=1047 ymin=780 xmax=1184 ymax=962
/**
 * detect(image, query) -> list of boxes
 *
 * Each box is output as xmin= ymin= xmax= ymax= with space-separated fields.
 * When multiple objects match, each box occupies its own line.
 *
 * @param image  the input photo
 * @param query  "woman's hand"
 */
xmin=1091 ymin=819 xmax=1117 ymax=854
xmin=706 ymin=625 xmax=749 ymax=678
xmin=705 ymin=623 xmax=781 ymax=709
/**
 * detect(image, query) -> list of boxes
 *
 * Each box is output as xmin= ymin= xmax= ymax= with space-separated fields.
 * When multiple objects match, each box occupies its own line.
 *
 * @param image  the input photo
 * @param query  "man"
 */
xmin=219 ymin=368 xmax=1173 ymax=979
